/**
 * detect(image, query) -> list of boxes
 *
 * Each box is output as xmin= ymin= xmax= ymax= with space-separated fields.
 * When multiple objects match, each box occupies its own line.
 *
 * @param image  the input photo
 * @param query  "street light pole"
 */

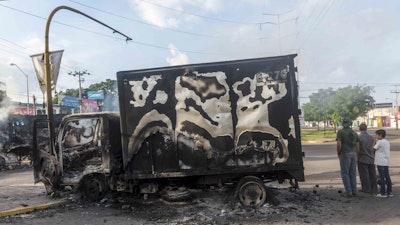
xmin=10 ymin=63 xmax=30 ymax=115
xmin=43 ymin=6 xmax=132 ymax=157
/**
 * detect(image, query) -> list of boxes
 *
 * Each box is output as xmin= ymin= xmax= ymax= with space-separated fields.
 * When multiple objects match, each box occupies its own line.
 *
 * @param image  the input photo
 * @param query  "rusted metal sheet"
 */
xmin=117 ymin=54 xmax=302 ymax=179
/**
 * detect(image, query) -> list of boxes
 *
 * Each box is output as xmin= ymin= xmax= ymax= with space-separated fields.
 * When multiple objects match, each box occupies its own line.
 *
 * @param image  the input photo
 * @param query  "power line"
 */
xmin=137 ymin=0 xmax=274 ymax=25
xmin=68 ymin=70 xmax=90 ymax=112
xmin=0 ymin=42 xmax=30 ymax=56
xmin=0 ymin=3 xmax=128 ymax=41
xmin=0 ymin=3 xmax=218 ymax=55
xmin=67 ymin=0 xmax=217 ymax=38
xmin=0 ymin=36 xmax=35 ymax=53
xmin=297 ymin=0 xmax=335 ymax=51
xmin=0 ymin=36 xmax=79 ymax=72
xmin=67 ymin=0 xmax=279 ymax=48
xmin=262 ymin=10 xmax=298 ymax=54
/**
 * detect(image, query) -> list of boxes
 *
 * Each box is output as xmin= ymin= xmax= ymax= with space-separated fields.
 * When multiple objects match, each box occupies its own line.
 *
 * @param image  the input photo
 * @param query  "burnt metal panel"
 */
xmin=117 ymin=54 xmax=303 ymax=180
xmin=55 ymin=113 xmax=120 ymax=182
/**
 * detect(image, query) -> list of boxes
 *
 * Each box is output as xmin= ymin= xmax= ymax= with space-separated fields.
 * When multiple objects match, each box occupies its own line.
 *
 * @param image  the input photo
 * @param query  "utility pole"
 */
xmin=391 ymin=85 xmax=400 ymax=130
xmin=68 ymin=70 xmax=90 ymax=113
xmin=263 ymin=10 xmax=297 ymax=54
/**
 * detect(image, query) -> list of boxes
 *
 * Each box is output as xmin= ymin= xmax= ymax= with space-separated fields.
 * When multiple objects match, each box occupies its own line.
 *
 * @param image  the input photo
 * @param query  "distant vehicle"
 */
xmin=0 ymin=115 xmax=65 ymax=163
xmin=0 ymin=152 xmax=19 ymax=170
xmin=32 ymin=54 xmax=304 ymax=207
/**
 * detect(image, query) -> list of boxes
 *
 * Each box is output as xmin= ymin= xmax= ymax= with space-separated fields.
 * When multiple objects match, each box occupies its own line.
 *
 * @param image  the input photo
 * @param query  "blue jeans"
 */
xmin=340 ymin=151 xmax=357 ymax=193
xmin=377 ymin=165 xmax=392 ymax=195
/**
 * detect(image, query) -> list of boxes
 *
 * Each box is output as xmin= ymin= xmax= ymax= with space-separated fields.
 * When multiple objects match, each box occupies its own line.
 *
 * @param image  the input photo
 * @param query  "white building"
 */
xmin=354 ymin=102 xmax=399 ymax=129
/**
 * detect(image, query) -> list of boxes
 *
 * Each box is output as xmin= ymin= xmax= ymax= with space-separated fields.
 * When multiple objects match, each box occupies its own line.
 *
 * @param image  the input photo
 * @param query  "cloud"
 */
xmin=131 ymin=0 xmax=181 ymax=28
xmin=23 ymin=36 xmax=42 ymax=53
xmin=130 ymin=0 xmax=231 ymax=28
xmin=166 ymin=44 xmax=188 ymax=66
xmin=185 ymin=0 xmax=223 ymax=13
xmin=329 ymin=66 xmax=346 ymax=80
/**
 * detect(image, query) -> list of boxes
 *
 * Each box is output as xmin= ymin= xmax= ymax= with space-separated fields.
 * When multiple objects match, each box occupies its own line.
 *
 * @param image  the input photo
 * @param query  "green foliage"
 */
xmin=301 ymin=128 xmax=337 ymax=140
xmin=52 ymin=79 xmax=118 ymax=106
xmin=329 ymin=85 xmax=374 ymax=122
xmin=53 ymin=88 xmax=80 ymax=104
xmin=303 ymin=88 xmax=335 ymax=122
xmin=302 ymin=85 xmax=374 ymax=125
xmin=87 ymin=79 xmax=117 ymax=96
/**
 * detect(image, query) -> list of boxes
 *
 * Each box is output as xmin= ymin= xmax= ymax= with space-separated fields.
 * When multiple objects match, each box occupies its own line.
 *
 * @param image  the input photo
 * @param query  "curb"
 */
xmin=0 ymin=199 xmax=69 ymax=218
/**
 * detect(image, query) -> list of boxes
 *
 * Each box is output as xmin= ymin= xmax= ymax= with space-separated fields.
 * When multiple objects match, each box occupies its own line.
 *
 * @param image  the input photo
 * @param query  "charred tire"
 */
xmin=236 ymin=176 xmax=267 ymax=207
xmin=82 ymin=174 xmax=109 ymax=201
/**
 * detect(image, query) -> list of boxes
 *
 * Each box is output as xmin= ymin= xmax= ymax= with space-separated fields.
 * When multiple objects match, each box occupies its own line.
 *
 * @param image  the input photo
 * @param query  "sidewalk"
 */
xmin=0 ymin=168 xmax=69 ymax=217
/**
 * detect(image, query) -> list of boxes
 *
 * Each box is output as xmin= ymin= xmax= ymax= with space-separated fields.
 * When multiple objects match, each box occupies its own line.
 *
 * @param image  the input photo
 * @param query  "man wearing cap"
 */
xmin=336 ymin=118 xmax=360 ymax=197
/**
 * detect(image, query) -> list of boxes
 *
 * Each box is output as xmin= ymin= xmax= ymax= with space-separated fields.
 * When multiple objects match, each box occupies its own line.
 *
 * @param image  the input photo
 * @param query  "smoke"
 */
xmin=0 ymin=98 xmax=14 ymax=152
xmin=102 ymin=94 xmax=119 ymax=112
xmin=101 ymin=81 xmax=119 ymax=112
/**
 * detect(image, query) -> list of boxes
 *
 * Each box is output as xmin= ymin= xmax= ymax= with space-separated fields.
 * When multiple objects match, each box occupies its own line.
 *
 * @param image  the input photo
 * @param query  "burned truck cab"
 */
xmin=32 ymin=112 xmax=122 ymax=200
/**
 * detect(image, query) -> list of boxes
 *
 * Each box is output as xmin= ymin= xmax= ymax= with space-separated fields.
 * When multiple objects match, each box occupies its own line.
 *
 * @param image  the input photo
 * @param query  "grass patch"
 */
xmin=301 ymin=128 xmax=337 ymax=141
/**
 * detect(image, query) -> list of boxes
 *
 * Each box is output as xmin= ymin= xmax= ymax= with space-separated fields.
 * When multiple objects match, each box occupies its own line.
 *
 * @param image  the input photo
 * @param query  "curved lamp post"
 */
xmin=10 ymin=63 xmax=30 ymax=115
xmin=44 ymin=6 xmax=132 ymax=156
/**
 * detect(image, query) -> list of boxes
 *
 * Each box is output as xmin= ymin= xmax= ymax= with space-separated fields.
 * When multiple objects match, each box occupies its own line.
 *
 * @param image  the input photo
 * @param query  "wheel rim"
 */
xmin=238 ymin=181 xmax=266 ymax=207
xmin=84 ymin=177 xmax=106 ymax=201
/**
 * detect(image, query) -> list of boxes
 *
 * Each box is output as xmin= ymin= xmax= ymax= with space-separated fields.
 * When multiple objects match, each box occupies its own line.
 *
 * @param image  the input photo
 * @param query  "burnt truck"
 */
xmin=32 ymin=54 xmax=304 ymax=207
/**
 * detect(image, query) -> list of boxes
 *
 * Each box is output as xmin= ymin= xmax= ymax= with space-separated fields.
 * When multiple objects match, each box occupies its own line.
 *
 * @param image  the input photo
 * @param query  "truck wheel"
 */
xmin=236 ymin=176 xmax=266 ymax=207
xmin=82 ymin=174 xmax=109 ymax=201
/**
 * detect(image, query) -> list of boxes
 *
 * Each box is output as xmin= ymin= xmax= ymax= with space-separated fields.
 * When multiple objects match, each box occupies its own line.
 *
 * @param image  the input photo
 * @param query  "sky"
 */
xmin=0 ymin=0 xmax=399 ymax=107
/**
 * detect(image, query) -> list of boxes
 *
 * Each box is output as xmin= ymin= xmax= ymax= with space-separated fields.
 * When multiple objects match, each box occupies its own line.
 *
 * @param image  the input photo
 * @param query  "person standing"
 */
xmin=337 ymin=118 xmax=359 ymax=197
xmin=357 ymin=124 xmax=377 ymax=194
xmin=373 ymin=129 xmax=394 ymax=197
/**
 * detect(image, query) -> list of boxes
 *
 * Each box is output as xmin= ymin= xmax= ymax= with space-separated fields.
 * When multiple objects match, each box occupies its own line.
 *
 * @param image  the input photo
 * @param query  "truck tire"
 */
xmin=236 ymin=176 xmax=267 ymax=207
xmin=82 ymin=174 xmax=109 ymax=201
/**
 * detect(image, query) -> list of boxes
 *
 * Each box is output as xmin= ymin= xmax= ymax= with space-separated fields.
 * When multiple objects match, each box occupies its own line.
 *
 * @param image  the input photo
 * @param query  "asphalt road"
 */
xmin=1 ymin=128 xmax=400 ymax=224
xmin=303 ymin=128 xmax=400 ymax=188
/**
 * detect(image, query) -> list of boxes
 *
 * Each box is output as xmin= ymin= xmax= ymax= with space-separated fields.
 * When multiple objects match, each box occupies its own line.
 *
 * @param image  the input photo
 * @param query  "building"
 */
xmin=355 ymin=102 xmax=399 ymax=128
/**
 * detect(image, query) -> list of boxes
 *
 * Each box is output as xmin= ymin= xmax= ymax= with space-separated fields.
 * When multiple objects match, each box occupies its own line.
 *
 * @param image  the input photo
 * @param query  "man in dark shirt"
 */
xmin=336 ymin=118 xmax=359 ymax=197
xmin=357 ymin=123 xmax=377 ymax=194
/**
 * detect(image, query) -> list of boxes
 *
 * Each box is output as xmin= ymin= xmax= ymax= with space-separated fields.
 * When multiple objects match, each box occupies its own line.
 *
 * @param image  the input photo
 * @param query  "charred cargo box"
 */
xmin=117 ymin=54 xmax=303 ymax=182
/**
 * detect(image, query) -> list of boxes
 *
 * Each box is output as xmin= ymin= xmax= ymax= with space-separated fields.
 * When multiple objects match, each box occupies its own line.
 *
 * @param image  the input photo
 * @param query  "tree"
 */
xmin=54 ymin=79 xmax=118 ymax=111
xmin=87 ymin=79 xmax=117 ymax=96
xmin=87 ymin=79 xmax=118 ymax=111
xmin=53 ymin=88 xmax=80 ymax=104
xmin=328 ymin=85 xmax=374 ymax=126
xmin=302 ymin=88 xmax=335 ymax=130
xmin=302 ymin=85 xmax=374 ymax=132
